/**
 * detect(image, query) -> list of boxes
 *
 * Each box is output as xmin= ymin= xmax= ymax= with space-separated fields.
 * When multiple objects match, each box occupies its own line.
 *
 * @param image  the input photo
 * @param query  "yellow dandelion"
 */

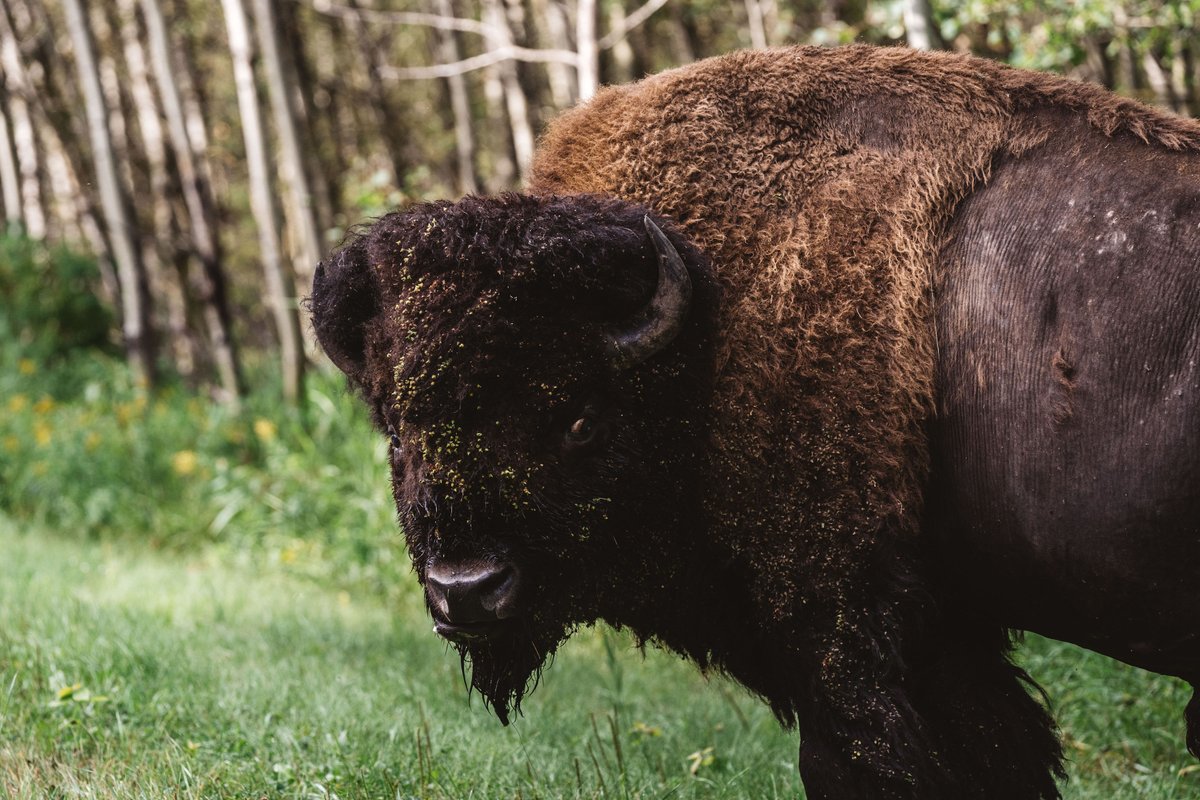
xmin=115 ymin=403 xmax=132 ymax=426
xmin=33 ymin=395 xmax=55 ymax=415
xmin=172 ymin=450 xmax=198 ymax=476
xmin=7 ymin=394 xmax=27 ymax=413
xmin=2 ymin=436 xmax=18 ymax=452
xmin=18 ymin=358 xmax=35 ymax=375
xmin=253 ymin=418 xmax=277 ymax=443
xmin=133 ymin=394 xmax=148 ymax=413
xmin=33 ymin=421 xmax=52 ymax=446
xmin=84 ymin=432 xmax=102 ymax=452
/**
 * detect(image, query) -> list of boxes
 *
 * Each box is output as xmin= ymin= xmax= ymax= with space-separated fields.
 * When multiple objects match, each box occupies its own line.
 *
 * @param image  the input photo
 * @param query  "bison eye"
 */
xmin=387 ymin=426 xmax=402 ymax=451
xmin=568 ymin=416 xmax=595 ymax=441
xmin=563 ymin=412 xmax=607 ymax=453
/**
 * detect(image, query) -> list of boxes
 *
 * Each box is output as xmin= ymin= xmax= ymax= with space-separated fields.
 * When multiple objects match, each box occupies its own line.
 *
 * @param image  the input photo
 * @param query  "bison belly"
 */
xmin=929 ymin=113 xmax=1200 ymax=681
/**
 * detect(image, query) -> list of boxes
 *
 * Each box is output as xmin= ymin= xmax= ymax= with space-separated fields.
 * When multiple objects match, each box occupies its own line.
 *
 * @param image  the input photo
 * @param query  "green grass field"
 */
xmin=1 ymin=516 xmax=1195 ymax=799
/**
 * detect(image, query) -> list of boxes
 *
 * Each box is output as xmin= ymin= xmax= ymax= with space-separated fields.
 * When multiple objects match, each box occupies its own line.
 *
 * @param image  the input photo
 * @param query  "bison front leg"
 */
xmin=796 ymin=624 xmax=1064 ymax=799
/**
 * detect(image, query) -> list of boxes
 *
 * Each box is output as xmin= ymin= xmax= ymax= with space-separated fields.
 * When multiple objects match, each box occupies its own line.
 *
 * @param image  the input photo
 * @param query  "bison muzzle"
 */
xmin=311 ymin=45 xmax=1200 ymax=800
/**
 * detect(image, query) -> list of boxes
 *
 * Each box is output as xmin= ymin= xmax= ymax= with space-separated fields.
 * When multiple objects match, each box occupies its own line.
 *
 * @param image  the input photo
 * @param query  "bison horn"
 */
xmin=605 ymin=216 xmax=693 ymax=369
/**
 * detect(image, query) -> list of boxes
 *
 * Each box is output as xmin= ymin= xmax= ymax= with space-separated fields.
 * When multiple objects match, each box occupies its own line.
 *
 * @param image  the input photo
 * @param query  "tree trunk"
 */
xmin=0 ymin=1 xmax=43 ymax=237
xmin=902 ymin=0 xmax=940 ymax=51
xmin=0 ymin=92 xmax=21 ymax=230
xmin=251 ymin=0 xmax=324 ymax=294
xmin=534 ymin=0 xmax=577 ymax=107
xmin=220 ymin=0 xmax=305 ymax=404
xmin=603 ymin=0 xmax=634 ymax=84
xmin=576 ymin=0 xmax=598 ymax=100
xmin=280 ymin=3 xmax=339 ymax=236
xmin=141 ymin=0 xmax=243 ymax=403
xmin=743 ymin=0 xmax=767 ymax=49
xmin=113 ymin=0 xmax=200 ymax=379
xmin=482 ymin=0 xmax=534 ymax=184
xmin=62 ymin=0 xmax=157 ymax=383
xmin=433 ymin=0 xmax=479 ymax=194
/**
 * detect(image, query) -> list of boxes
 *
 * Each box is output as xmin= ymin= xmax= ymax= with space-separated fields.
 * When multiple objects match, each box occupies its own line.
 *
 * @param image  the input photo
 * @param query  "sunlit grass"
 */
xmin=1 ymin=517 xmax=1195 ymax=799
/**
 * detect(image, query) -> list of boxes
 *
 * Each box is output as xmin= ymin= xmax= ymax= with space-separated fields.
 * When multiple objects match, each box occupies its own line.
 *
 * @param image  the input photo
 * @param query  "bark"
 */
xmin=534 ymin=0 xmax=576 ymax=107
xmin=743 ymin=0 xmax=767 ymax=49
xmin=1142 ymin=49 xmax=1179 ymax=111
xmin=63 ymin=0 xmax=157 ymax=383
xmin=0 ymin=86 xmax=21 ymax=229
xmin=603 ymin=0 xmax=634 ymax=84
xmin=338 ymin=0 xmax=401 ymax=187
xmin=220 ymin=0 xmax=305 ymax=404
xmin=251 ymin=0 xmax=324 ymax=292
xmin=902 ymin=0 xmax=940 ymax=51
xmin=112 ymin=0 xmax=201 ymax=378
xmin=141 ymin=0 xmax=243 ymax=402
xmin=483 ymin=0 xmax=534 ymax=184
xmin=576 ymin=0 xmax=598 ymax=100
xmin=278 ymin=3 xmax=337 ymax=232
xmin=433 ymin=0 xmax=479 ymax=194
xmin=0 ymin=1 xmax=43 ymax=237
xmin=481 ymin=62 xmax=517 ymax=190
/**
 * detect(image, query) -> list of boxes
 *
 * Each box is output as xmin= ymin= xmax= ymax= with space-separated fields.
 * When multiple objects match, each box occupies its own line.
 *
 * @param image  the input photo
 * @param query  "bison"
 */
xmin=310 ymin=45 xmax=1200 ymax=799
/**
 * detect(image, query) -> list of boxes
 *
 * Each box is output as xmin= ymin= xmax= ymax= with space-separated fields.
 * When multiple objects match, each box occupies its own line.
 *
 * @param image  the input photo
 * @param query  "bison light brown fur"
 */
xmin=312 ymin=45 xmax=1200 ymax=799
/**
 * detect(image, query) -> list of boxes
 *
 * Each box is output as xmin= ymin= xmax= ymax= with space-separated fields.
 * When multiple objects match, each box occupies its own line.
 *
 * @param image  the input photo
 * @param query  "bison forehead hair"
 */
xmin=312 ymin=192 xmax=719 ymax=720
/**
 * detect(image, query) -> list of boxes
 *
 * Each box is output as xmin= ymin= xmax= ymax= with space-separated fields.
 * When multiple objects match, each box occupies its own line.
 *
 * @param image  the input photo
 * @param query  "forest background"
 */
xmin=1 ymin=1 xmax=1198 ymax=797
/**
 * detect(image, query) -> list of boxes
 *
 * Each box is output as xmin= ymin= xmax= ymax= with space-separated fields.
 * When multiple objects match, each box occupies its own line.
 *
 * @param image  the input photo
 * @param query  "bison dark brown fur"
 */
xmin=312 ymin=45 xmax=1200 ymax=799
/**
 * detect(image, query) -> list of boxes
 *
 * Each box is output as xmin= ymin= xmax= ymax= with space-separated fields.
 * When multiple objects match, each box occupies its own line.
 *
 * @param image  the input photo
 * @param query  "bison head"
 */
xmin=311 ymin=194 xmax=718 ymax=721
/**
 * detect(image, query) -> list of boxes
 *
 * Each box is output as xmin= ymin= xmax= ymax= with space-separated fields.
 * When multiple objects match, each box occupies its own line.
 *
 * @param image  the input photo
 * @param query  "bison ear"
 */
xmin=311 ymin=239 xmax=381 ymax=384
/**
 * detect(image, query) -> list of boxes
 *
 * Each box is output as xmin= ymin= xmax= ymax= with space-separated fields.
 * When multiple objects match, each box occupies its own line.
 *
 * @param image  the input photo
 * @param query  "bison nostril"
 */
xmin=426 ymin=560 xmax=520 ymax=623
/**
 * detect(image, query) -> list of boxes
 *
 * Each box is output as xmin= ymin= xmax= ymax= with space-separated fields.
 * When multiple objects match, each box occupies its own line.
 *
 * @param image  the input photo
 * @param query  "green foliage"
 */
xmin=0 ymin=345 xmax=404 ymax=601
xmin=0 ymin=232 xmax=115 ymax=362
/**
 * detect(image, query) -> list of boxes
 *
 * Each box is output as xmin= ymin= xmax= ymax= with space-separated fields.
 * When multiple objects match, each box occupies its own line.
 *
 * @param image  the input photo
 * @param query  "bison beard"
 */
xmin=455 ymin=620 xmax=560 ymax=725
xmin=312 ymin=45 xmax=1200 ymax=800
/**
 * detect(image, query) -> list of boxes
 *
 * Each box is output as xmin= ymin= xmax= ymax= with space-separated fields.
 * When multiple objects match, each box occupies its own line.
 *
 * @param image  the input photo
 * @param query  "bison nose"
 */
xmin=426 ymin=560 xmax=520 ymax=625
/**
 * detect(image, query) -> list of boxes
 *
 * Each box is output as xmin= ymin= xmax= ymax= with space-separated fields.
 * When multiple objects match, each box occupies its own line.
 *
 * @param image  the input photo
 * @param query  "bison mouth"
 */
xmin=432 ymin=615 xmax=517 ymax=643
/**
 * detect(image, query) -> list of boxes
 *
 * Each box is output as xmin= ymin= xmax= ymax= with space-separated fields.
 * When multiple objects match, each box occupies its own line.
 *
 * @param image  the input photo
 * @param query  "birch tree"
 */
xmin=63 ymin=0 xmax=157 ymax=383
xmin=251 ymin=0 xmax=324 ymax=289
xmin=141 ymin=0 xmax=243 ymax=402
xmin=433 ymin=0 xmax=478 ymax=194
xmin=0 ymin=94 xmax=20 ymax=230
xmin=221 ymin=0 xmax=306 ymax=403
xmin=0 ymin=1 xmax=43 ymax=237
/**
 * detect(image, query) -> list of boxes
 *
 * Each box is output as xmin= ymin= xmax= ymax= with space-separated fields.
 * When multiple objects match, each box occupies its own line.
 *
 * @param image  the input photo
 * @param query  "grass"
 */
xmin=1 ymin=517 xmax=1196 ymax=799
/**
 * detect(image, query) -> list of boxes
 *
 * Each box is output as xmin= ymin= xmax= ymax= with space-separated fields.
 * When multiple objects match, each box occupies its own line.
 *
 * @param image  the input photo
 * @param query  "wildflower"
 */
xmin=172 ymin=450 xmax=198 ymax=476
xmin=33 ymin=395 xmax=55 ymax=415
xmin=84 ymin=432 xmax=102 ymax=452
xmin=7 ymin=394 xmax=27 ymax=413
xmin=32 ymin=462 xmax=47 ymax=476
xmin=2 ymin=436 xmax=17 ymax=452
xmin=33 ymin=421 xmax=52 ymax=446
xmin=253 ymin=418 xmax=277 ymax=443
xmin=18 ymin=358 xmax=35 ymax=375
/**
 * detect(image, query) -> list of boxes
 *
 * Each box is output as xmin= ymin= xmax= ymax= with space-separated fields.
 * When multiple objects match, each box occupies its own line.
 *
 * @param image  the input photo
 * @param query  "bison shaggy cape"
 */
xmin=312 ymin=45 xmax=1200 ymax=800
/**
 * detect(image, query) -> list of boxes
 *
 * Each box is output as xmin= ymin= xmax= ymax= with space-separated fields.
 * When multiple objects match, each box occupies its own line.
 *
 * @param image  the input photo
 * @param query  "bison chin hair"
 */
xmin=455 ymin=620 xmax=575 ymax=724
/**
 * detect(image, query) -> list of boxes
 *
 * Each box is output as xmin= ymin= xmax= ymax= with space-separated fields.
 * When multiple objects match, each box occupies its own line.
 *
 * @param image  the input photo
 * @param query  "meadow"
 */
xmin=1 ymin=236 xmax=1197 ymax=798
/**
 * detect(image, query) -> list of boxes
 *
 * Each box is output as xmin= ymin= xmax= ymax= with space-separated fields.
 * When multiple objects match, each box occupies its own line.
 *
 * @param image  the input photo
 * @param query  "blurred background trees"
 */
xmin=0 ymin=0 xmax=1197 ymax=400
